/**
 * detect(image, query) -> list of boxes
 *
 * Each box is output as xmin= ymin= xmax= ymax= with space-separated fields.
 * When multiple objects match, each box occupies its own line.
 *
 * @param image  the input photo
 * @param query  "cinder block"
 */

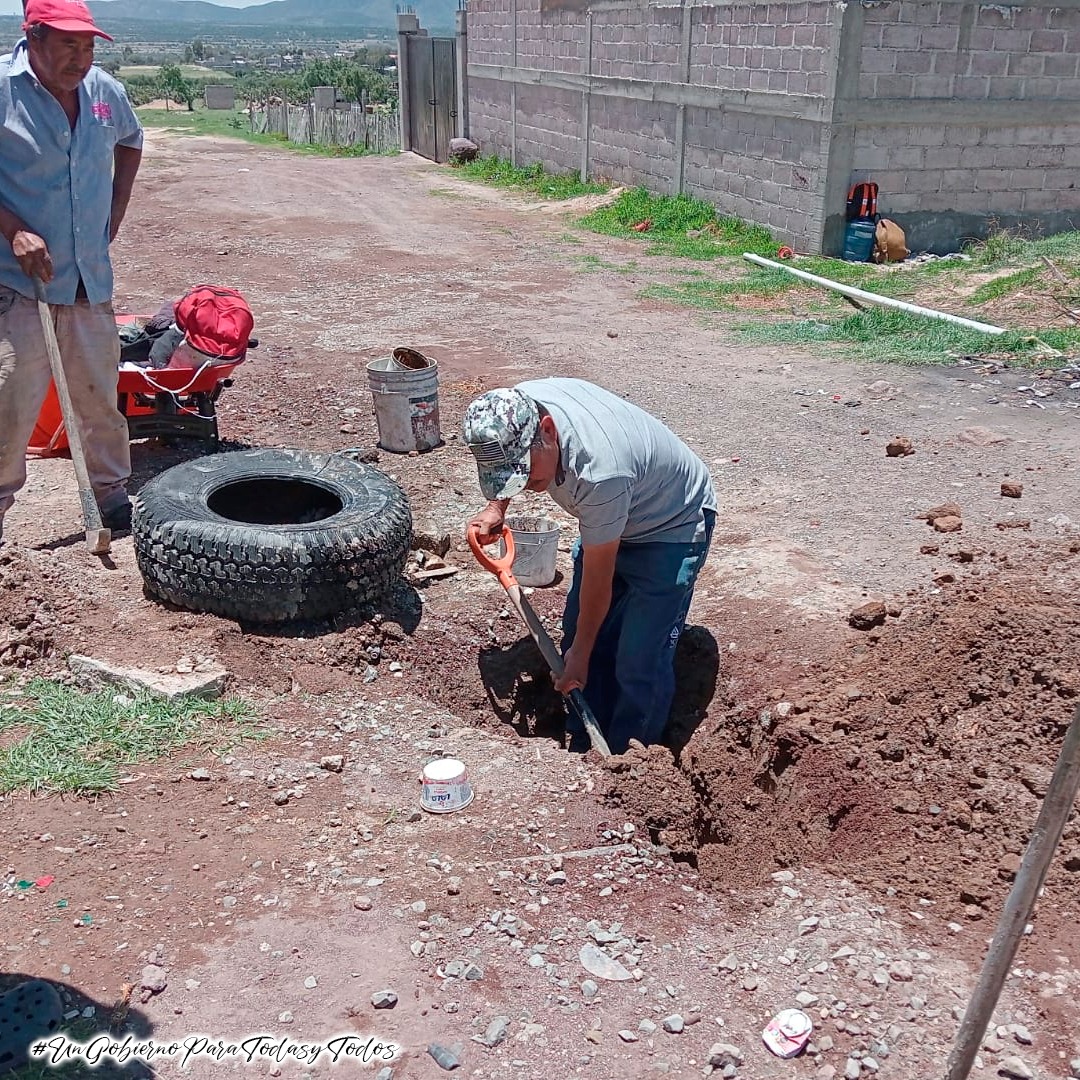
xmin=930 ymin=51 xmax=966 ymax=77
xmin=989 ymin=76 xmax=1027 ymax=100
xmin=895 ymin=51 xmax=933 ymax=75
xmin=919 ymin=25 xmax=961 ymax=52
xmin=1043 ymin=53 xmax=1080 ymax=78
xmin=991 ymin=146 xmax=1040 ymax=169
xmin=959 ymin=146 xmax=1002 ymax=168
xmin=1014 ymin=5 xmax=1055 ymax=31
xmin=1029 ymin=29 xmax=1067 ymax=52
xmin=993 ymin=29 xmax=1033 ymax=52
xmin=1024 ymin=188 xmax=1070 ymax=212
xmin=912 ymin=76 xmax=955 ymax=97
xmin=874 ymin=74 xmax=915 ymax=97
xmin=1026 ymin=145 xmax=1065 ymax=167
xmin=975 ymin=169 xmax=1013 ymax=192
xmin=851 ymin=145 xmax=890 ymax=171
xmin=1022 ymin=77 xmax=1063 ymax=99
xmin=1008 ymin=53 xmax=1045 ymax=77
xmin=1043 ymin=170 xmax=1080 ymax=194
xmin=953 ymin=76 xmax=991 ymax=99
xmin=880 ymin=25 xmax=920 ymax=50
xmin=888 ymin=145 xmax=927 ymax=169
xmin=787 ymin=71 xmax=810 ymax=95
xmin=860 ymin=47 xmax=897 ymax=75
xmin=906 ymin=167 xmax=945 ymax=193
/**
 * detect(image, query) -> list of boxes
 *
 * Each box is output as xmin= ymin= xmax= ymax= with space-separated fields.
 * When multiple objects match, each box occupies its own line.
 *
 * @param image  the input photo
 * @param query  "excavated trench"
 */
xmin=601 ymin=541 xmax=1080 ymax=923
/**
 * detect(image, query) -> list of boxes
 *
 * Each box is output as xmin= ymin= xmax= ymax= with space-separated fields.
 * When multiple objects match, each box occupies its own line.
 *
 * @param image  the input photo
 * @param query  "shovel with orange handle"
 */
xmin=468 ymin=524 xmax=612 ymax=757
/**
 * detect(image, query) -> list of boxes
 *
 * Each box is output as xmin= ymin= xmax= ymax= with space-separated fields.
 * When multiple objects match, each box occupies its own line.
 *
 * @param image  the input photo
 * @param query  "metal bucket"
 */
xmin=366 ymin=354 xmax=441 ymax=453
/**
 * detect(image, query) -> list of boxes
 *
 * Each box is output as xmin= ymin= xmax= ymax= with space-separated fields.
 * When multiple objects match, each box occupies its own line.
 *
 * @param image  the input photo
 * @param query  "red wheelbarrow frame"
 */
xmin=28 ymin=315 xmax=244 ymax=457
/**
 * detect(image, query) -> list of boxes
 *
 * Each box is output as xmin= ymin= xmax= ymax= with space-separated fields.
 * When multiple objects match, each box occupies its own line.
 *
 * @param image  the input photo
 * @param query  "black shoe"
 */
xmin=101 ymin=500 xmax=132 ymax=533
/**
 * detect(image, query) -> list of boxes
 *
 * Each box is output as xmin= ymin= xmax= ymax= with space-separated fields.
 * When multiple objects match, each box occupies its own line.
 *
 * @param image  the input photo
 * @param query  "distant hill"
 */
xmin=87 ymin=0 xmax=459 ymax=33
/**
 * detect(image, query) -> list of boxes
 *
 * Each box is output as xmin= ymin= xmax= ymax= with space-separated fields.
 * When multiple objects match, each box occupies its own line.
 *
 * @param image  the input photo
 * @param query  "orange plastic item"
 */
xmin=28 ymin=315 xmax=243 ymax=458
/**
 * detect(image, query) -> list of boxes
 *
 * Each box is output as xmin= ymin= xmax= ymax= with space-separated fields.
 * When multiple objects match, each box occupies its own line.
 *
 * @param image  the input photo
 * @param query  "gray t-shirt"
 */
xmin=517 ymin=378 xmax=717 ymax=546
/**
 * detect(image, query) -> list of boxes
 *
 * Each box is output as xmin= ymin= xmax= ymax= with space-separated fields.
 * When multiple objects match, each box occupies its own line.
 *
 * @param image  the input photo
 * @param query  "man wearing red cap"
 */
xmin=0 ymin=0 xmax=142 ymax=545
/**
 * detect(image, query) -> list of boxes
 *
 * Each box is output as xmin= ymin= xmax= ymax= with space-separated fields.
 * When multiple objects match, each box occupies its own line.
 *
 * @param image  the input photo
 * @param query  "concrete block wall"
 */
xmin=469 ymin=77 xmax=514 ymax=154
xmin=469 ymin=0 xmax=515 ymax=66
xmin=515 ymin=84 xmax=584 ymax=174
xmin=683 ymin=110 xmax=825 ymax=249
xmin=587 ymin=95 xmax=680 ymax=185
xmin=591 ymin=6 xmax=684 ymax=83
xmin=850 ymin=2 xmax=1080 ymax=251
xmin=518 ymin=7 xmax=593 ymax=74
xmin=467 ymin=0 xmax=836 ymax=248
xmin=688 ymin=1 xmax=834 ymax=97
xmin=464 ymin=0 xmax=1080 ymax=253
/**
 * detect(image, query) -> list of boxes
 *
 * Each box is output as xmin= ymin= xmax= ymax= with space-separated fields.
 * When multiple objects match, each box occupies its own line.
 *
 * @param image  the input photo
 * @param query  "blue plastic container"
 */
xmin=843 ymin=219 xmax=877 ymax=262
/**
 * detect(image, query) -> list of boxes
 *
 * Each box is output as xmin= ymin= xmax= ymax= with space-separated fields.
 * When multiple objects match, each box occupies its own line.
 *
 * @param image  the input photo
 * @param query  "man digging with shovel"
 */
xmin=0 ymin=0 xmax=142 ymax=547
xmin=465 ymin=379 xmax=717 ymax=755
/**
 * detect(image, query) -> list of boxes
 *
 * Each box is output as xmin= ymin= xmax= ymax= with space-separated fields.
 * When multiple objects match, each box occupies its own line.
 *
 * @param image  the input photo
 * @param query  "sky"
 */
xmin=0 ymin=1 xmax=263 ymax=14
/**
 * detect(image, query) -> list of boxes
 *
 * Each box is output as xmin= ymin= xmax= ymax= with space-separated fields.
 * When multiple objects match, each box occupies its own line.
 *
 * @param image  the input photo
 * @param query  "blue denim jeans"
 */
xmin=562 ymin=511 xmax=715 ymax=754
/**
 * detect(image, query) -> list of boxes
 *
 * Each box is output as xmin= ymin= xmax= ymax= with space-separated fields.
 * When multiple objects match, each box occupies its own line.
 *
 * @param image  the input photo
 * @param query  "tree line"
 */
xmin=116 ymin=55 xmax=396 ymax=111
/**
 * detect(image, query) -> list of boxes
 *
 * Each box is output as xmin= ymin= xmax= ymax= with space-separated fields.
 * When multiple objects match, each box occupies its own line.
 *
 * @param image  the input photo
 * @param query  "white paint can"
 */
xmin=420 ymin=758 xmax=473 ymax=814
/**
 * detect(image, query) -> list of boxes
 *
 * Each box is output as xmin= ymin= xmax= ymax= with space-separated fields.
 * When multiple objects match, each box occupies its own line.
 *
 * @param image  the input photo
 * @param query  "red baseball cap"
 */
xmin=22 ymin=0 xmax=114 ymax=41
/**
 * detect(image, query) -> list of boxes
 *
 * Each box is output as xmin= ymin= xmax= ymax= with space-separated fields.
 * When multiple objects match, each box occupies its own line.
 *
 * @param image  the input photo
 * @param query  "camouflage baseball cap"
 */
xmin=462 ymin=388 xmax=539 ymax=500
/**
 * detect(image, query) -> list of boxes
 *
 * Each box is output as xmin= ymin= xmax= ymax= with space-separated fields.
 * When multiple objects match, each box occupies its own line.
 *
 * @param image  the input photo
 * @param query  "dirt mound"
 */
xmin=606 ymin=542 xmax=1080 ymax=922
xmin=0 ymin=549 xmax=57 ymax=667
xmin=599 ymin=743 xmax=698 ymax=857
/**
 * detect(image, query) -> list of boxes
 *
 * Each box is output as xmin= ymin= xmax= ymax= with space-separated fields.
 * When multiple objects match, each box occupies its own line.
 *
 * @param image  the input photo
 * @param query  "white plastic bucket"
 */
xmin=500 ymin=515 xmax=560 ymax=587
xmin=366 ymin=353 xmax=441 ymax=453
xmin=420 ymin=757 xmax=474 ymax=814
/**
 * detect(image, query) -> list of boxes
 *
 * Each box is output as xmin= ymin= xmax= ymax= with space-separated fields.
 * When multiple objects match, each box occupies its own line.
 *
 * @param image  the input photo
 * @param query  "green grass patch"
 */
xmin=962 ymin=227 xmax=1080 ymax=267
xmin=643 ymin=267 xmax=794 ymax=308
xmin=579 ymin=187 xmax=776 ymax=259
xmin=136 ymin=107 xmax=390 ymax=157
xmin=737 ymin=306 xmax=1080 ymax=365
xmin=576 ymin=254 xmax=642 ymax=275
xmin=452 ymin=154 xmax=607 ymax=200
xmin=967 ymin=266 xmax=1042 ymax=306
xmin=0 ymin=678 xmax=259 ymax=795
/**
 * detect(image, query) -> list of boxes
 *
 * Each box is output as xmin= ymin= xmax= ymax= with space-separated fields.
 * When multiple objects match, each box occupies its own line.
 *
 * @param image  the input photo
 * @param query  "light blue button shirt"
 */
xmin=0 ymin=39 xmax=143 ymax=305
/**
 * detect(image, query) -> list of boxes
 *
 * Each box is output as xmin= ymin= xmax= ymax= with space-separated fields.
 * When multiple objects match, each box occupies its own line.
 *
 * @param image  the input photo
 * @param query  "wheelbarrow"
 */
xmin=28 ymin=315 xmax=252 ymax=457
xmin=468 ymin=524 xmax=611 ymax=757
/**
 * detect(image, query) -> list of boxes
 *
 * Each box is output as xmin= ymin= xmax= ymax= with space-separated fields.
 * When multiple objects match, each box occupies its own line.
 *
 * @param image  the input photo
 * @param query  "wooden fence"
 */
xmin=251 ymin=102 xmax=399 ymax=154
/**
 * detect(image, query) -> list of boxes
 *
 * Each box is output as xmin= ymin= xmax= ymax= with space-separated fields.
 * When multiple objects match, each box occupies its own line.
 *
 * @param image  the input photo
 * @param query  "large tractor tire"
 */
xmin=132 ymin=448 xmax=412 ymax=624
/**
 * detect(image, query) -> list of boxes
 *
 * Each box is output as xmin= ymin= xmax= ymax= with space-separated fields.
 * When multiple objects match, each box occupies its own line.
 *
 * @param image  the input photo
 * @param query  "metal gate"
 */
xmin=406 ymin=35 xmax=457 ymax=163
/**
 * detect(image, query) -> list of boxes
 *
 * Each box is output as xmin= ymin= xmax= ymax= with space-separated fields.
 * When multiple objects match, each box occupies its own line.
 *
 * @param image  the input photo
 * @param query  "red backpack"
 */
xmin=846 ymin=181 xmax=879 ymax=221
xmin=174 ymin=284 xmax=254 ymax=359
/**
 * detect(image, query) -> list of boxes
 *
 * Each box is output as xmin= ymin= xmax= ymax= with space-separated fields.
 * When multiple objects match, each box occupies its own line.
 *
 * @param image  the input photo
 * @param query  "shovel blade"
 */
xmin=85 ymin=527 xmax=111 ymax=555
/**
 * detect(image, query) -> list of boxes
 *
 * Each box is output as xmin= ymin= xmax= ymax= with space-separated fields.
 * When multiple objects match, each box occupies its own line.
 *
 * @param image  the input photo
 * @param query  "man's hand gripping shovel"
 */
xmin=468 ymin=525 xmax=611 ymax=757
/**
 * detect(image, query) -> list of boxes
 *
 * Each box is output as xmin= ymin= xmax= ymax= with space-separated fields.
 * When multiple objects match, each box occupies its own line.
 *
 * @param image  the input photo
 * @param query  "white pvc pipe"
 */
xmin=743 ymin=252 xmax=1007 ymax=336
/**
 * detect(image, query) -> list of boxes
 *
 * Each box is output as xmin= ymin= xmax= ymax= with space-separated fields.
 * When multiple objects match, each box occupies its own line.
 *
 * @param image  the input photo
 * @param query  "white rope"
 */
xmin=134 ymin=360 xmax=214 ymax=396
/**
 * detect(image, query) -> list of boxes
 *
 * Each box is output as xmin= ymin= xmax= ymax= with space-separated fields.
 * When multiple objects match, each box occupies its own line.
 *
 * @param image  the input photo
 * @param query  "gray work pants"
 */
xmin=0 ymin=285 xmax=130 ymax=521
